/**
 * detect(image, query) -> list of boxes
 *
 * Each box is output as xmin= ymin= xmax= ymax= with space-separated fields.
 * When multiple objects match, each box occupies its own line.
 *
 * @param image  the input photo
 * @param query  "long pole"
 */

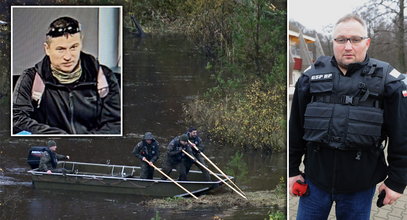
xmin=182 ymin=150 xmax=247 ymax=200
xmin=145 ymin=159 xmax=199 ymax=199
xmin=188 ymin=140 xmax=246 ymax=195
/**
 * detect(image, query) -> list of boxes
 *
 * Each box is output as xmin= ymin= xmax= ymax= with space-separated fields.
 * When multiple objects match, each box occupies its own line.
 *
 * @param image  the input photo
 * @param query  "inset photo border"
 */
xmin=11 ymin=6 xmax=123 ymax=136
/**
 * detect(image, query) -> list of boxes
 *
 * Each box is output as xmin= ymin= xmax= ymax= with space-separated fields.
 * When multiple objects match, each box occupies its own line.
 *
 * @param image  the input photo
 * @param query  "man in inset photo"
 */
xmin=12 ymin=7 xmax=122 ymax=135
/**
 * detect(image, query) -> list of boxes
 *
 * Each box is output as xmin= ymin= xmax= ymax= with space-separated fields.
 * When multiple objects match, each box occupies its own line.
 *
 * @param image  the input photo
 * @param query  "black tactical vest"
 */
xmin=303 ymin=56 xmax=389 ymax=150
xmin=141 ymin=141 xmax=158 ymax=160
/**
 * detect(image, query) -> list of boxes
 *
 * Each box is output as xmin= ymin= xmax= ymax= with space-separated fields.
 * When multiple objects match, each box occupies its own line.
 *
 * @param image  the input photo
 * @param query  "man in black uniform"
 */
xmin=38 ymin=140 xmax=70 ymax=174
xmin=13 ymin=16 xmax=121 ymax=134
xmin=161 ymin=134 xmax=193 ymax=181
xmin=185 ymin=127 xmax=211 ymax=181
xmin=132 ymin=132 xmax=160 ymax=179
xmin=289 ymin=14 xmax=407 ymax=219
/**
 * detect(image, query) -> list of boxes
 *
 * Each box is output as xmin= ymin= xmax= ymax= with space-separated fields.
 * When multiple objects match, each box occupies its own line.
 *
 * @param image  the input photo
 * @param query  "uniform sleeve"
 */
xmin=185 ymin=145 xmax=194 ymax=156
xmin=13 ymin=70 xmax=68 ymax=134
xmin=91 ymin=66 xmax=121 ymax=134
xmin=55 ymin=153 xmax=67 ymax=160
xmin=289 ymin=74 xmax=312 ymax=177
xmin=197 ymin=137 xmax=204 ymax=152
xmin=132 ymin=142 xmax=144 ymax=160
xmin=167 ymin=139 xmax=181 ymax=156
xmin=38 ymin=151 xmax=51 ymax=171
xmin=383 ymin=80 xmax=407 ymax=193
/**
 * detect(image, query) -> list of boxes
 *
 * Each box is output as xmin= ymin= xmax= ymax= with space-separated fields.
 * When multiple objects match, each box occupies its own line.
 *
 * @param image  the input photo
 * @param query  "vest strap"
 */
xmin=32 ymin=72 xmax=45 ymax=108
xmin=32 ymin=67 xmax=109 ymax=105
xmin=313 ymin=94 xmax=379 ymax=107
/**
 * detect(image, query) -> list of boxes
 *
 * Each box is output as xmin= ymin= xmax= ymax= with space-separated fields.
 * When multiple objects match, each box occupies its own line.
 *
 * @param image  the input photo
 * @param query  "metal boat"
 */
xmin=28 ymin=161 xmax=233 ymax=197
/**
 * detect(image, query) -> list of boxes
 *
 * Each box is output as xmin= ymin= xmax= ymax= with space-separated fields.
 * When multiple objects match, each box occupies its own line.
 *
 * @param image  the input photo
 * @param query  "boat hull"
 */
xmin=28 ymin=161 xmax=231 ymax=197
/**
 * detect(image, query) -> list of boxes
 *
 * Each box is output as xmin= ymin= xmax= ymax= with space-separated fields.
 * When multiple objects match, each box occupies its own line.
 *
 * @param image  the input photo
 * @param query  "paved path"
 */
xmin=289 ymin=187 xmax=407 ymax=219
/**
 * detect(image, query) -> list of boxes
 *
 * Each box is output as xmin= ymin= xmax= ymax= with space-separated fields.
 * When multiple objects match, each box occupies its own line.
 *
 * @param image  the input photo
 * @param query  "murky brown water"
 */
xmin=0 ymin=33 xmax=286 ymax=219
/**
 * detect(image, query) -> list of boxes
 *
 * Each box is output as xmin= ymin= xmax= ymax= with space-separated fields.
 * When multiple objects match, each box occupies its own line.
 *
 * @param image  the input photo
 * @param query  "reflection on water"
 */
xmin=0 ymin=33 xmax=286 ymax=219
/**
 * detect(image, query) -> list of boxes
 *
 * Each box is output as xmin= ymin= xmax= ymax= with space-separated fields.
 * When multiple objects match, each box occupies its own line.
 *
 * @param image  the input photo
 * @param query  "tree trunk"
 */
xmin=396 ymin=0 xmax=406 ymax=72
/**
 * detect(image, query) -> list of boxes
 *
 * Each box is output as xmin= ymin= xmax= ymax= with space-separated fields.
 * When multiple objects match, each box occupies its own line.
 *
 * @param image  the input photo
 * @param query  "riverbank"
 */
xmin=141 ymin=189 xmax=285 ymax=210
xmin=140 ymin=188 xmax=286 ymax=219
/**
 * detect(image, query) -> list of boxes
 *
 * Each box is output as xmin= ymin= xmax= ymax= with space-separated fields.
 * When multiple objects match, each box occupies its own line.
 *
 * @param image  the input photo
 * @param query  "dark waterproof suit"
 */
xmin=13 ymin=52 xmax=121 ymax=134
xmin=132 ymin=133 xmax=160 ymax=179
xmin=161 ymin=136 xmax=193 ymax=181
xmin=290 ymin=56 xmax=407 ymax=194
xmin=185 ymin=133 xmax=211 ymax=181
xmin=38 ymin=150 xmax=69 ymax=174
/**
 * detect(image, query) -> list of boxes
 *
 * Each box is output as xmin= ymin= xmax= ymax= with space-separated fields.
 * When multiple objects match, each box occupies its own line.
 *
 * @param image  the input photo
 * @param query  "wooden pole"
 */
xmin=145 ymin=159 xmax=199 ymax=200
xmin=182 ymin=150 xmax=247 ymax=200
xmin=188 ymin=140 xmax=246 ymax=195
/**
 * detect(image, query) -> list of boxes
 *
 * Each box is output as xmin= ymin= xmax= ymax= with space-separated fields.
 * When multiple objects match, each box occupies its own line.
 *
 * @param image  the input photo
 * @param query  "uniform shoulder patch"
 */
xmin=389 ymin=69 xmax=401 ymax=78
xmin=402 ymin=90 xmax=407 ymax=97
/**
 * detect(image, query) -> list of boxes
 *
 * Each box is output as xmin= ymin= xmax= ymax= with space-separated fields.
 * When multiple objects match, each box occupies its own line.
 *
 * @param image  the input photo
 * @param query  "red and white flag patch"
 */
xmin=402 ymin=90 xmax=407 ymax=97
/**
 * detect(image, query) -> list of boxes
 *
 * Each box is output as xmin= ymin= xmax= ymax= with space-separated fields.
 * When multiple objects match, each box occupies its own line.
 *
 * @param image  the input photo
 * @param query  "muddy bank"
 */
xmin=140 ymin=189 xmax=286 ymax=211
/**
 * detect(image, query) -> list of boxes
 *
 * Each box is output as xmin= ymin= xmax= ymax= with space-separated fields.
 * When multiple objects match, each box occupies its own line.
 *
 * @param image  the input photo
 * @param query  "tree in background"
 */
xmin=358 ymin=0 xmax=405 ymax=72
xmin=185 ymin=0 xmax=287 ymax=151
xmin=291 ymin=0 xmax=407 ymax=73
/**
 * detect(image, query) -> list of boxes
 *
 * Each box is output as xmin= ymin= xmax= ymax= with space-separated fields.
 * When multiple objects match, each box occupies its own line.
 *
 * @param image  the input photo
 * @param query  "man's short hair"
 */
xmin=188 ymin=127 xmax=197 ymax=132
xmin=45 ymin=16 xmax=81 ymax=44
xmin=333 ymin=14 xmax=368 ymax=38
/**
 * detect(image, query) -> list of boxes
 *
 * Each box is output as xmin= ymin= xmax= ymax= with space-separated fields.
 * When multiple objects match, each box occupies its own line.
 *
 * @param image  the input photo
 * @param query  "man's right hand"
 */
xmin=289 ymin=174 xmax=305 ymax=196
xmin=188 ymin=140 xmax=199 ymax=151
xmin=46 ymin=170 xmax=52 ymax=174
xmin=142 ymin=157 xmax=153 ymax=166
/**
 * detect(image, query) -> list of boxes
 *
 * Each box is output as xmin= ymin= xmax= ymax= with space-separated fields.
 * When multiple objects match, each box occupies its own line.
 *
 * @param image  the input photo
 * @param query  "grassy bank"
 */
xmin=184 ymin=79 xmax=286 ymax=151
xmin=140 ymin=177 xmax=286 ymax=219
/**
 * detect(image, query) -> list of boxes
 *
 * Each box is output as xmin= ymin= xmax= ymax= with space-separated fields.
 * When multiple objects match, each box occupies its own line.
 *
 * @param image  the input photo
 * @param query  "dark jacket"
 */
xmin=166 ymin=136 xmax=193 ymax=163
xmin=38 ymin=150 xmax=67 ymax=171
xmin=13 ymin=52 xmax=121 ymax=134
xmin=132 ymin=139 xmax=160 ymax=163
xmin=186 ymin=132 xmax=204 ymax=155
xmin=289 ymin=56 xmax=407 ymax=194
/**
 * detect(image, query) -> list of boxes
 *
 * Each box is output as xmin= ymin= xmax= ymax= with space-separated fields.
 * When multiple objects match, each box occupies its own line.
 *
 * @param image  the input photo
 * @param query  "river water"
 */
xmin=0 ymin=33 xmax=286 ymax=219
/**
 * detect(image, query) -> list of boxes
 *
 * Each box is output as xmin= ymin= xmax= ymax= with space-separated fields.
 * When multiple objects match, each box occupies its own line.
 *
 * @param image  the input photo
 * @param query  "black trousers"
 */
xmin=140 ymin=162 xmax=154 ymax=179
xmin=185 ymin=154 xmax=211 ymax=181
xmin=161 ymin=159 xmax=187 ymax=181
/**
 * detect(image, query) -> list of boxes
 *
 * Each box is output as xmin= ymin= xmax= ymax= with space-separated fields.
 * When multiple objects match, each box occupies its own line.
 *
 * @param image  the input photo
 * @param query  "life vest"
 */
xmin=31 ymin=67 xmax=109 ymax=108
xmin=302 ymin=56 xmax=390 ymax=150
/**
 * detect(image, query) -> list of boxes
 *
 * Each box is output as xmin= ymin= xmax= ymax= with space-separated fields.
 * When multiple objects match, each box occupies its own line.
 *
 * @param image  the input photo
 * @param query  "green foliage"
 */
xmin=266 ymin=210 xmax=286 ymax=220
xmin=183 ymin=1 xmax=286 ymax=151
xmin=164 ymin=196 xmax=184 ymax=203
xmin=185 ymin=79 xmax=286 ymax=151
xmin=227 ymin=0 xmax=286 ymax=77
xmin=183 ymin=0 xmax=236 ymax=57
xmin=124 ymin=0 xmax=187 ymax=33
xmin=151 ymin=211 xmax=163 ymax=220
xmin=274 ymin=176 xmax=286 ymax=195
xmin=225 ymin=152 xmax=249 ymax=183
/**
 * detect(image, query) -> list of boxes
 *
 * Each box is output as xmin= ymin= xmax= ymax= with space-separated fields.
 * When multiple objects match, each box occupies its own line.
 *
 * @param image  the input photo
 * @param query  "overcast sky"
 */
xmin=289 ymin=0 xmax=370 ymax=34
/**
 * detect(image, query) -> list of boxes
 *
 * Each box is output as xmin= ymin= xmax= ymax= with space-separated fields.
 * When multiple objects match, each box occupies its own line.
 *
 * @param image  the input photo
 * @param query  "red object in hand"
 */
xmin=292 ymin=180 xmax=309 ymax=196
